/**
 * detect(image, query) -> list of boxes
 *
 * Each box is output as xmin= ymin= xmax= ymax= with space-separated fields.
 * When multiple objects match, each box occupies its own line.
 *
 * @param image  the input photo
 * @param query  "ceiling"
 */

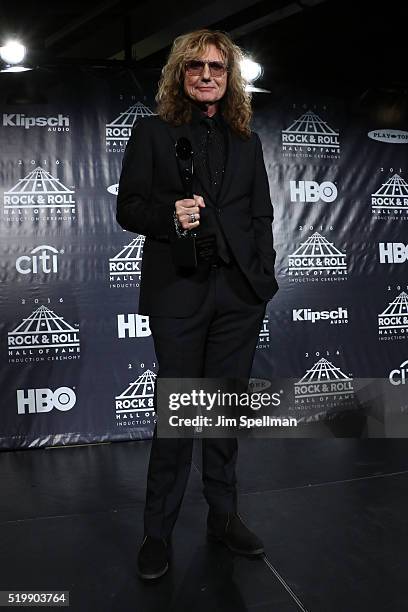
xmin=1 ymin=0 xmax=408 ymax=91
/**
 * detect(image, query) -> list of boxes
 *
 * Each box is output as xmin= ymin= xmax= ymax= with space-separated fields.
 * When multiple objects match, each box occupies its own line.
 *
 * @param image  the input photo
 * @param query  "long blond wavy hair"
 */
xmin=156 ymin=29 xmax=252 ymax=140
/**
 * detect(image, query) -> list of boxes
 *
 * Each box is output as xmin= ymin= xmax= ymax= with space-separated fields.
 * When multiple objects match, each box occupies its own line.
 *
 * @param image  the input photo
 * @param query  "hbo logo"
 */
xmin=290 ymin=180 xmax=338 ymax=203
xmin=117 ymin=314 xmax=151 ymax=338
xmin=17 ymin=387 xmax=76 ymax=414
xmin=379 ymin=243 xmax=408 ymax=264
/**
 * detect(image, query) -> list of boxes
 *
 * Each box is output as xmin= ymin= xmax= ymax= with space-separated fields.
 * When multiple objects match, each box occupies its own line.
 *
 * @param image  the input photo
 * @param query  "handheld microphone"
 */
xmin=172 ymin=136 xmax=217 ymax=267
xmin=175 ymin=137 xmax=194 ymax=199
xmin=172 ymin=136 xmax=198 ymax=267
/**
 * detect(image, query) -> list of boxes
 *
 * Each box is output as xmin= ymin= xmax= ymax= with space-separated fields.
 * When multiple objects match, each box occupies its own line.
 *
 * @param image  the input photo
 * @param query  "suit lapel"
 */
xmin=217 ymin=126 xmax=241 ymax=206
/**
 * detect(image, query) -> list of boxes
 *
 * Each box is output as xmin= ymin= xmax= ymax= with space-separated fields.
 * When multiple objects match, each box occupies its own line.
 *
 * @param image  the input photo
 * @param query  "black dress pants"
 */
xmin=144 ymin=258 xmax=267 ymax=539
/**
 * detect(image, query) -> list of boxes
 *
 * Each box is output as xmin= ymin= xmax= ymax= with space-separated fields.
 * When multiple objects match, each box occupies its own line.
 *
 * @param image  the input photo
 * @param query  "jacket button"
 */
xmin=216 ymin=207 xmax=221 ymax=213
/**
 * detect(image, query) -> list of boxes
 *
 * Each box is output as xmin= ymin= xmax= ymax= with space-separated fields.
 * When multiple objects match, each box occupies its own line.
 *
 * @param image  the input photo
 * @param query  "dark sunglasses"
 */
xmin=185 ymin=60 xmax=228 ymax=77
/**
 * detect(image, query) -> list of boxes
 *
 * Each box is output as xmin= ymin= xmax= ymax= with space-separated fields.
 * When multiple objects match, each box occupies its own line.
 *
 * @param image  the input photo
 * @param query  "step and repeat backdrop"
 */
xmin=1 ymin=68 xmax=407 ymax=449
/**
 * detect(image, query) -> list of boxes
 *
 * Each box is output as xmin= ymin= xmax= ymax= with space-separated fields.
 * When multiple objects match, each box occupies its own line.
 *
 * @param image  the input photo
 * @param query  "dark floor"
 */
xmin=1 ymin=438 xmax=407 ymax=611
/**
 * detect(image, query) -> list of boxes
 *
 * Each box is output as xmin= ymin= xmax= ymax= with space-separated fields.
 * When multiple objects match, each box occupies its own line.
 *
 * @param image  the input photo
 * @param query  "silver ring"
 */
xmin=189 ymin=213 xmax=196 ymax=223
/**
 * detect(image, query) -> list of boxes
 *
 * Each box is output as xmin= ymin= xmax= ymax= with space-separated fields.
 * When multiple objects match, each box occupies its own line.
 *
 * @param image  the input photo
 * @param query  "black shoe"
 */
xmin=207 ymin=511 xmax=264 ymax=556
xmin=137 ymin=535 xmax=170 ymax=580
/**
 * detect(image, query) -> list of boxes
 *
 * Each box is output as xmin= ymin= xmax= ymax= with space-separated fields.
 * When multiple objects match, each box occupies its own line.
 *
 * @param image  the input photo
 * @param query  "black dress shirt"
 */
xmin=189 ymin=105 xmax=232 ymax=263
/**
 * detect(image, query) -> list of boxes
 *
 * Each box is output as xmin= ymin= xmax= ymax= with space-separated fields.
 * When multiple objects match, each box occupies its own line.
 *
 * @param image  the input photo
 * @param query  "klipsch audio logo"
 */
xmin=115 ymin=368 xmax=157 ymax=428
xmin=372 ymin=174 xmax=408 ymax=220
xmin=2 ymin=113 xmax=70 ymax=131
xmin=292 ymin=307 xmax=348 ymax=324
xmin=8 ymin=305 xmax=80 ymax=363
xmin=16 ymin=387 xmax=76 ymax=414
xmin=288 ymin=232 xmax=347 ymax=282
xmin=4 ymin=166 xmax=76 ymax=222
xmin=282 ymin=110 xmax=340 ymax=160
xmin=256 ymin=316 xmax=270 ymax=350
xmin=378 ymin=291 xmax=408 ymax=341
xmin=105 ymin=102 xmax=155 ymax=153
xmin=16 ymin=245 xmax=63 ymax=275
xmin=294 ymin=357 xmax=354 ymax=407
xmin=117 ymin=314 xmax=151 ymax=338
xmin=289 ymin=180 xmax=338 ymax=203
xmin=109 ymin=236 xmax=144 ymax=289
xmin=368 ymin=129 xmax=408 ymax=144
xmin=379 ymin=243 xmax=408 ymax=263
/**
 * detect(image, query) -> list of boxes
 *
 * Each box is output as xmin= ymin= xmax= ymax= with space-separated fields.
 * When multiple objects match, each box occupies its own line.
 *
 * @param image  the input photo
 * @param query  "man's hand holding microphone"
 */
xmin=175 ymin=194 xmax=205 ymax=230
xmin=171 ymin=193 xmax=215 ymax=268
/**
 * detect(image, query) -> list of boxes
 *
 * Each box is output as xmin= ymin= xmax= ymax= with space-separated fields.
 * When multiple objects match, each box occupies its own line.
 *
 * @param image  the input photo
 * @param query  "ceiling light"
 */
xmin=0 ymin=40 xmax=26 ymax=65
xmin=240 ymin=57 xmax=263 ymax=83
xmin=1 ymin=65 xmax=31 ymax=73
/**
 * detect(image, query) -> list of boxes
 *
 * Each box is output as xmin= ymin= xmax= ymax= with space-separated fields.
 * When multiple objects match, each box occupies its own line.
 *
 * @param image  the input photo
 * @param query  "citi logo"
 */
xmin=379 ymin=243 xmax=408 ymax=263
xmin=292 ymin=307 xmax=348 ymax=323
xmin=16 ymin=245 xmax=61 ymax=274
xmin=289 ymin=181 xmax=337 ymax=203
xmin=17 ymin=387 xmax=76 ymax=414
xmin=389 ymin=360 xmax=408 ymax=385
xmin=117 ymin=314 xmax=151 ymax=338
xmin=3 ymin=113 xmax=70 ymax=130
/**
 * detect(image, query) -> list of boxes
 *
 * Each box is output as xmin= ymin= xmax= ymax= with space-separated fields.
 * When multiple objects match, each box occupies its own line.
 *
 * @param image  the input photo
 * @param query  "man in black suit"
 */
xmin=117 ymin=29 xmax=278 ymax=580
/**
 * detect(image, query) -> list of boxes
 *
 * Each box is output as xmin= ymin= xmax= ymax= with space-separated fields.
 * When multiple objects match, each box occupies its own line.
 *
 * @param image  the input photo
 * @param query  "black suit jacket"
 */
xmin=116 ymin=114 xmax=279 ymax=317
